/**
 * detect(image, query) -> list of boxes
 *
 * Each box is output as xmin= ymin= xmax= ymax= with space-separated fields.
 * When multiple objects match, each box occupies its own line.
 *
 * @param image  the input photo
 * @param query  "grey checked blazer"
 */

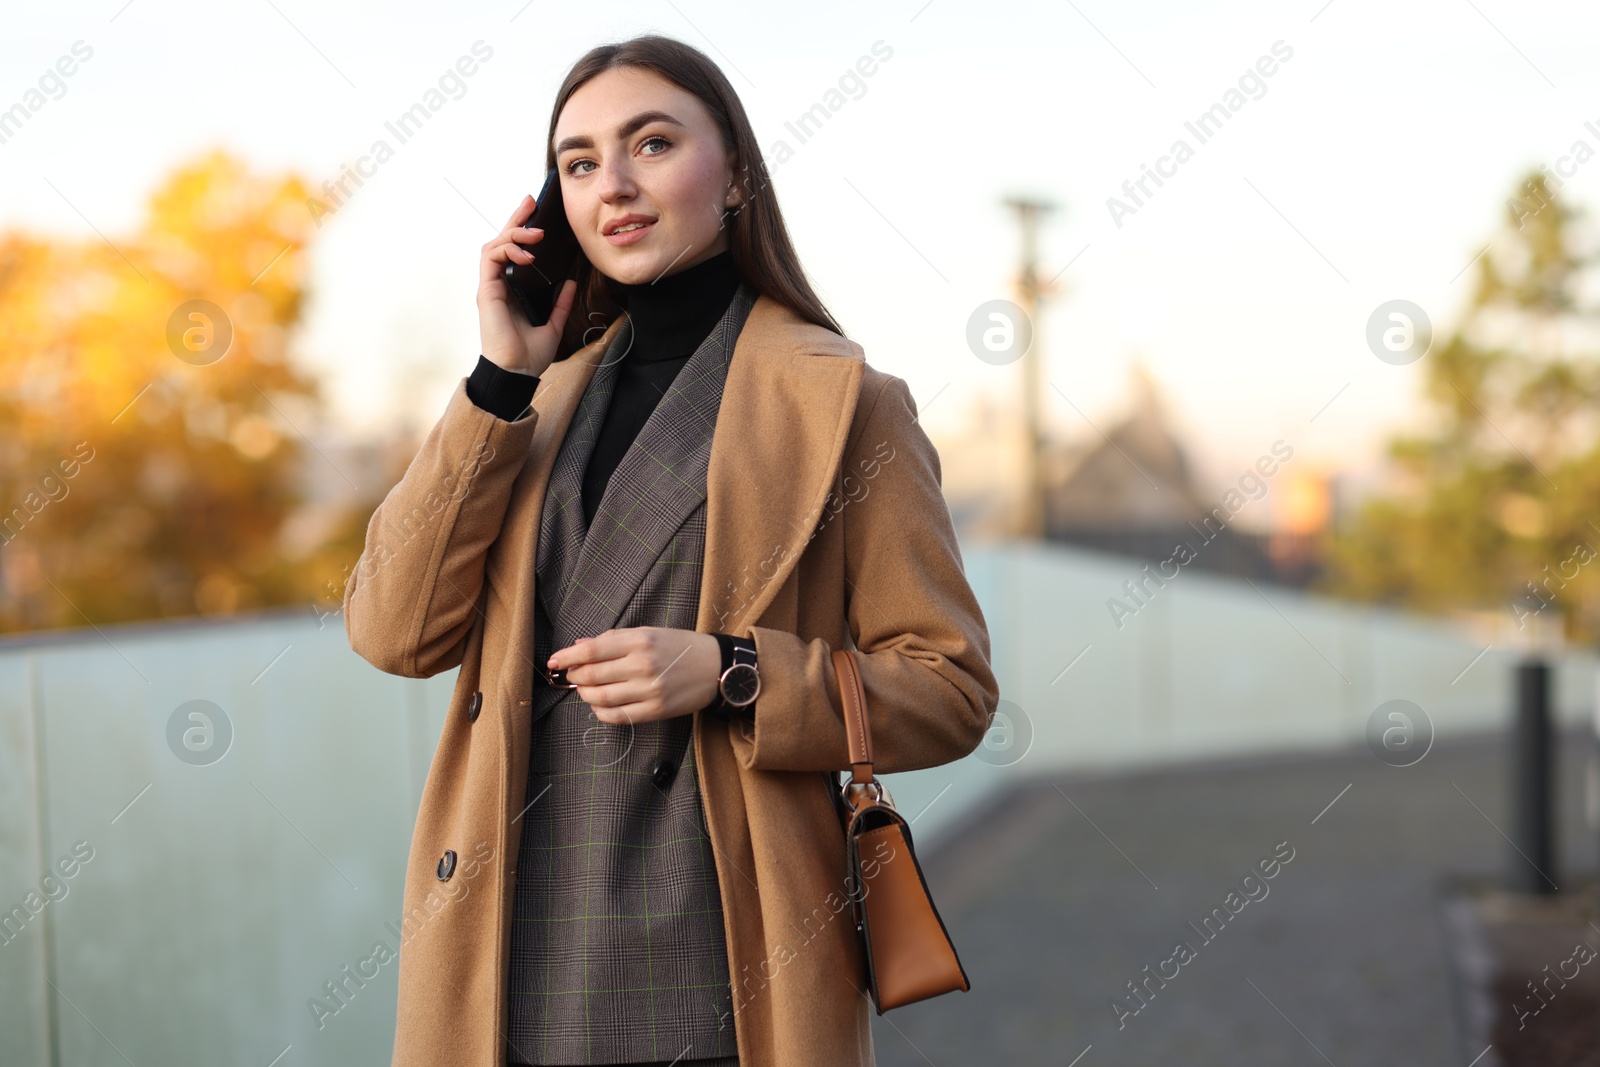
xmin=505 ymin=283 xmax=758 ymax=1066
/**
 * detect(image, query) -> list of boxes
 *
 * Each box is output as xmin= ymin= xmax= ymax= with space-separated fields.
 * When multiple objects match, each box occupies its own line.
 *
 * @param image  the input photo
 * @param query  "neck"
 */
xmin=614 ymin=249 xmax=742 ymax=362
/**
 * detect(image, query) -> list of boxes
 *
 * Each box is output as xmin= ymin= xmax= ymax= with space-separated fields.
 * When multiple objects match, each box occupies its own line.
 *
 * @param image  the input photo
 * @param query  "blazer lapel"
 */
xmin=483 ymin=314 xmax=619 ymax=665
xmin=533 ymin=315 xmax=632 ymax=625
xmin=544 ymin=283 xmax=757 ymax=646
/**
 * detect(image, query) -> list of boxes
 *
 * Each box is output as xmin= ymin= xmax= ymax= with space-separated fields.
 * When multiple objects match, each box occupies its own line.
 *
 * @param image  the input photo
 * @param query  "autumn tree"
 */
xmin=1322 ymin=169 xmax=1600 ymax=642
xmin=0 ymin=148 xmax=390 ymax=634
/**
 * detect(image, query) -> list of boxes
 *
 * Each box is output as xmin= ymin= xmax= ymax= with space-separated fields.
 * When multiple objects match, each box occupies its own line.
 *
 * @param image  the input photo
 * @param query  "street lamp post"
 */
xmin=1002 ymin=195 xmax=1058 ymax=541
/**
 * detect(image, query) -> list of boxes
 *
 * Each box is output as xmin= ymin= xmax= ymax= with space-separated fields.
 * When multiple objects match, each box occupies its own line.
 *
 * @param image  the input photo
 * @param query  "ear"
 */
xmin=724 ymin=150 xmax=744 ymax=211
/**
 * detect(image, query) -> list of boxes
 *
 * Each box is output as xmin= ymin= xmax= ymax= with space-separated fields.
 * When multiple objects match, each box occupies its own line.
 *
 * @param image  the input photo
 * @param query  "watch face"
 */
xmin=721 ymin=663 xmax=760 ymax=707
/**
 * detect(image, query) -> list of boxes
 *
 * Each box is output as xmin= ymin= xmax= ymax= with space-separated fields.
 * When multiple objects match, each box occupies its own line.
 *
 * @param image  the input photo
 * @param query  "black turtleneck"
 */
xmin=465 ymin=248 xmax=742 ymax=526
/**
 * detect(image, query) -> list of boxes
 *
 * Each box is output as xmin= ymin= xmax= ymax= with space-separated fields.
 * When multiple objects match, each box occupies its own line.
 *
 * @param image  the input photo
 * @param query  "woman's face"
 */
xmin=554 ymin=66 xmax=741 ymax=285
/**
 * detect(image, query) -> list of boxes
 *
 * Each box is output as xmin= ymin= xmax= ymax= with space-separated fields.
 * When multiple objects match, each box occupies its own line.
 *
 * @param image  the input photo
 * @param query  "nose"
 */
xmin=593 ymin=155 xmax=638 ymax=205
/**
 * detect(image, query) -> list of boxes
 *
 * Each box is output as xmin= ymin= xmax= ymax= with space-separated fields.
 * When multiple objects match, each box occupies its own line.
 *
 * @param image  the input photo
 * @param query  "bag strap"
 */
xmin=831 ymin=648 xmax=875 ymax=787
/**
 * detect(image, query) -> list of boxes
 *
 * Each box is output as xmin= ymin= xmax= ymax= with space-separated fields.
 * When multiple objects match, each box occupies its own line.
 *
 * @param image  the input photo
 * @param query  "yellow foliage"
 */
xmin=0 ymin=147 xmax=389 ymax=634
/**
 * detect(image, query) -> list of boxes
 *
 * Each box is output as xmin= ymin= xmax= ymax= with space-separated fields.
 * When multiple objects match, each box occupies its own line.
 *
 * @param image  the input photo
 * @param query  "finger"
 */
xmin=481 ymin=240 xmax=536 ymax=288
xmin=503 ymin=194 xmax=536 ymax=229
xmin=489 ymin=240 xmax=537 ymax=265
xmin=545 ymin=277 xmax=580 ymax=335
xmin=586 ymin=690 xmax=653 ymax=723
xmin=550 ymin=630 xmax=622 ymax=670
xmin=484 ymin=239 xmax=535 ymax=265
xmin=564 ymin=652 xmax=628 ymax=688
xmin=579 ymin=678 xmax=632 ymax=709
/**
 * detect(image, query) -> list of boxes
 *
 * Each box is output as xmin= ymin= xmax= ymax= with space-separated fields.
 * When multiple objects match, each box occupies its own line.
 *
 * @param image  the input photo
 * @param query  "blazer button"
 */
xmin=467 ymin=691 xmax=483 ymax=723
xmin=437 ymin=850 xmax=456 ymax=881
xmin=650 ymin=758 xmax=677 ymax=788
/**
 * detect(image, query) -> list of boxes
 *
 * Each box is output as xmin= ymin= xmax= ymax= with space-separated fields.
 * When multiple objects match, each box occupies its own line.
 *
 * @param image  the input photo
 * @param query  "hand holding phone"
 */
xmin=504 ymin=170 xmax=581 ymax=327
xmin=477 ymin=177 xmax=580 ymax=378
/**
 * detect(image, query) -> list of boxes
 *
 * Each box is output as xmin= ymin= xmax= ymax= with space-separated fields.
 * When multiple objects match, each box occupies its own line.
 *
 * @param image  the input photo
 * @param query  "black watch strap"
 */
xmin=713 ymin=631 xmax=735 ymax=677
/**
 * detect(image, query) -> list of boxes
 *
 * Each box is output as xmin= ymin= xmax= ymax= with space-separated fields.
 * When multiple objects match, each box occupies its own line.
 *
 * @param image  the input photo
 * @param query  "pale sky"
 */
xmin=3 ymin=0 xmax=1596 ymax=500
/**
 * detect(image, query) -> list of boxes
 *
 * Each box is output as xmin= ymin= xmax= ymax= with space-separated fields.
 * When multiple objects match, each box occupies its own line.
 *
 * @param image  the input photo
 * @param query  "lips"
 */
xmin=603 ymin=214 xmax=657 ymax=236
xmin=603 ymin=217 xmax=657 ymax=246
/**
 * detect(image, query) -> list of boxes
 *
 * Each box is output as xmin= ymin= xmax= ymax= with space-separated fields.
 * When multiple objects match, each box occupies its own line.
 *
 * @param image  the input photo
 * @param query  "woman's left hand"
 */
xmin=549 ymin=627 xmax=721 ymax=724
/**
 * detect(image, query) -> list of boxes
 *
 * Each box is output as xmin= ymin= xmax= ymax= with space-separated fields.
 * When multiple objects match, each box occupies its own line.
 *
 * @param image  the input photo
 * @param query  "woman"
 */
xmin=343 ymin=33 xmax=999 ymax=1067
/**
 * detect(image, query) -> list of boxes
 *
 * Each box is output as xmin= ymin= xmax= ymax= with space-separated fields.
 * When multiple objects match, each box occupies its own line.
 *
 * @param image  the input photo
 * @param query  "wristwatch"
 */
xmin=706 ymin=632 xmax=759 ymax=716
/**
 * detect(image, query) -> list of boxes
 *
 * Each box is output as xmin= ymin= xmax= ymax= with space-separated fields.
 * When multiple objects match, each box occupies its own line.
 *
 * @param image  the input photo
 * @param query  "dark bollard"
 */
xmin=1507 ymin=658 xmax=1558 ymax=894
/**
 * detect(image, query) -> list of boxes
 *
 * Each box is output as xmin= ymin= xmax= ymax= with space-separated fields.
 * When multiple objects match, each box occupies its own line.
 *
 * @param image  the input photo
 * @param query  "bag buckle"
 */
xmin=840 ymin=778 xmax=892 ymax=812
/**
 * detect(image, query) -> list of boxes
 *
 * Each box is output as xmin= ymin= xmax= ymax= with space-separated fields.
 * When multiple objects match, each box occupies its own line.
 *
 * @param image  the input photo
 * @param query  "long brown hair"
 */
xmin=544 ymin=34 xmax=843 ymax=358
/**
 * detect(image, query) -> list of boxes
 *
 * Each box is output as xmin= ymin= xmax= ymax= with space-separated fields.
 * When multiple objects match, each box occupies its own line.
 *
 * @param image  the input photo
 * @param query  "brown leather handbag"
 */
xmin=829 ymin=648 xmax=971 ymax=1014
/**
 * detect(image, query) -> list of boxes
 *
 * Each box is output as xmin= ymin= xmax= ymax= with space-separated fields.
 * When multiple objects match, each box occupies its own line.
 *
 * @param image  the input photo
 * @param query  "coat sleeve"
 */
xmin=342 ymin=377 xmax=540 ymax=679
xmin=731 ymin=372 xmax=1000 ymax=775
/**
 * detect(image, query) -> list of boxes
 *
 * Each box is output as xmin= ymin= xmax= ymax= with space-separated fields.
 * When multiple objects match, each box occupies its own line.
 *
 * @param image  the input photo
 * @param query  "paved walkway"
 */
xmin=873 ymin=727 xmax=1598 ymax=1067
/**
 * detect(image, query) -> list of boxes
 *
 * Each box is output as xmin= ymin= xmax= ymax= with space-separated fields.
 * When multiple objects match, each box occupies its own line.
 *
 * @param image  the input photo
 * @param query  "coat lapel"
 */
xmin=694 ymin=299 xmax=865 ymax=636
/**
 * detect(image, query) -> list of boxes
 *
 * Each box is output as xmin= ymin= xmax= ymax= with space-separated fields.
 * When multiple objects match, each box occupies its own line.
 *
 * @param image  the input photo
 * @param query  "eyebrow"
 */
xmin=555 ymin=110 xmax=686 ymax=156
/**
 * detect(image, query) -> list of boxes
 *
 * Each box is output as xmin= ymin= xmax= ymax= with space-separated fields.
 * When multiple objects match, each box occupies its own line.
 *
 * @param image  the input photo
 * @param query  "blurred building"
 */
xmin=941 ymin=366 xmax=1330 ymax=588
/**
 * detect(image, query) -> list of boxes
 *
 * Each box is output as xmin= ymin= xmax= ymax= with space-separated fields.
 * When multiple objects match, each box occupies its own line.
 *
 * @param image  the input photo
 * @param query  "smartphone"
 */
xmin=503 ymin=169 xmax=580 ymax=328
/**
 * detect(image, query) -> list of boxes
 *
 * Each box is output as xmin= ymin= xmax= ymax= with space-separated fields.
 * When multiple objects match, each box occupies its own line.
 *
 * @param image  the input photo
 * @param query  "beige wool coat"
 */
xmin=342 ymin=291 xmax=1000 ymax=1067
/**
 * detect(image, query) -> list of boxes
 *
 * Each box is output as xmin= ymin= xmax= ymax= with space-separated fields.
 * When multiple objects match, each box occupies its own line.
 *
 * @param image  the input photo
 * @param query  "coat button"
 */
xmin=437 ymin=850 xmax=456 ymax=881
xmin=650 ymin=758 xmax=677 ymax=788
xmin=467 ymin=691 xmax=483 ymax=723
